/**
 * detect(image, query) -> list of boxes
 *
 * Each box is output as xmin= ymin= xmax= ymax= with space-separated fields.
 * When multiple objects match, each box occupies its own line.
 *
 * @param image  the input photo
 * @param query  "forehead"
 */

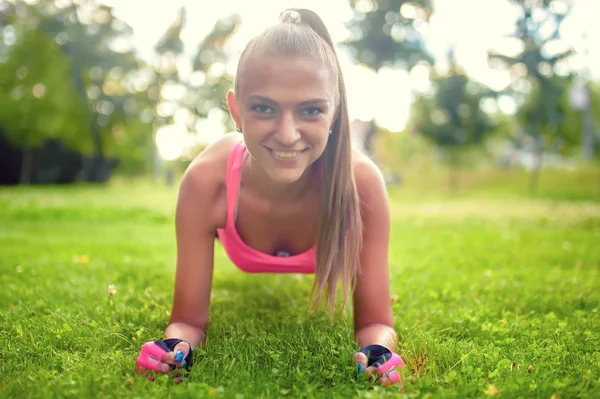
xmin=236 ymin=55 xmax=336 ymax=103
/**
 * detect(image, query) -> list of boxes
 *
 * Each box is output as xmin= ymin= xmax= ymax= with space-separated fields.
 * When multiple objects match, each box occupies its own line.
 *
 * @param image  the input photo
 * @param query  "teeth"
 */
xmin=273 ymin=151 xmax=301 ymax=158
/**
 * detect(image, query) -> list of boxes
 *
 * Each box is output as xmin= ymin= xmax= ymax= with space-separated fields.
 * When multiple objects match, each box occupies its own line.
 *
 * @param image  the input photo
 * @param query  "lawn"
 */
xmin=0 ymin=172 xmax=599 ymax=399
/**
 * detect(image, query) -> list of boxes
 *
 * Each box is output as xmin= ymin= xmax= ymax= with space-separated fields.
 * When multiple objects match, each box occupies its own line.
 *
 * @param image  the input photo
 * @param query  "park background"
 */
xmin=0 ymin=0 xmax=599 ymax=398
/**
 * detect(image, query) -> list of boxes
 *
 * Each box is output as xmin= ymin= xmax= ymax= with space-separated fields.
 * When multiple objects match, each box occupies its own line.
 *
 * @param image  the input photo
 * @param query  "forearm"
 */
xmin=355 ymin=323 xmax=398 ymax=350
xmin=164 ymin=321 xmax=207 ymax=348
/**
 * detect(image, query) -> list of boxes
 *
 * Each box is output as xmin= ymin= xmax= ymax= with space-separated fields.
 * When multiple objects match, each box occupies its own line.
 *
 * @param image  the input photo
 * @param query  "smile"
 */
xmin=266 ymin=148 xmax=307 ymax=161
xmin=274 ymin=150 xmax=301 ymax=158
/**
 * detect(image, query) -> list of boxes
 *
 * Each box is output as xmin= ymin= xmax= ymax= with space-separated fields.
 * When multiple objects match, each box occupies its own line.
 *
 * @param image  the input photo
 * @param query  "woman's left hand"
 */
xmin=352 ymin=344 xmax=405 ymax=386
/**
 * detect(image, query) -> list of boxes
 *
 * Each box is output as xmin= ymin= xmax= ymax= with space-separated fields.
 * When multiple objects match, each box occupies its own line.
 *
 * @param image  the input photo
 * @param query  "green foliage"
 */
xmin=0 ymin=179 xmax=599 ymax=398
xmin=488 ymin=0 xmax=574 ymax=151
xmin=148 ymin=9 xmax=239 ymax=171
xmin=344 ymin=0 xmax=434 ymax=71
xmin=0 ymin=0 xmax=155 ymax=181
xmin=189 ymin=13 xmax=240 ymax=127
xmin=0 ymin=25 xmax=88 ymax=151
xmin=556 ymin=81 xmax=600 ymax=155
xmin=405 ymin=63 xmax=497 ymax=190
xmin=409 ymin=71 xmax=495 ymax=149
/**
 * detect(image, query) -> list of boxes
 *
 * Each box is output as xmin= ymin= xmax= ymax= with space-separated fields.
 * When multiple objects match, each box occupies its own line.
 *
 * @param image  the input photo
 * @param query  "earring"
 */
xmin=236 ymin=127 xmax=241 ymax=132
xmin=329 ymin=130 xmax=333 ymax=135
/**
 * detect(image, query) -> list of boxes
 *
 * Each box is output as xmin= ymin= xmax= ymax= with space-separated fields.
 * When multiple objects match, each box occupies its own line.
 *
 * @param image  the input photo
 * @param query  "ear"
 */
xmin=227 ymin=90 xmax=241 ymax=130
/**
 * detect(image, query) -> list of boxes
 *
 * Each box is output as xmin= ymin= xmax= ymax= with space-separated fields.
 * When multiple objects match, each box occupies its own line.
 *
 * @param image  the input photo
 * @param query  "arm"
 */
xmin=352 ymin=157 xmax=398 ymax=350
xmin=164 ymin=137 xmax=235 ymax=348
xmin=136 ymin=136 xmax=239 ymax=377
xmin=163 ymin=166 xmax=216 ymax=347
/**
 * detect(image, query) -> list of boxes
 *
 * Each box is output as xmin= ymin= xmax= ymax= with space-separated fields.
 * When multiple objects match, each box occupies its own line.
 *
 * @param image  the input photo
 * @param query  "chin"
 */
xmin=265 ymin=168 xmax=307 ymax=185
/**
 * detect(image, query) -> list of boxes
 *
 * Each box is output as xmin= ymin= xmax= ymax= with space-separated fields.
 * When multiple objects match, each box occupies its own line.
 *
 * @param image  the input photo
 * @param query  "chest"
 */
xmin=234 ymin=187 xmax=320 ymax=256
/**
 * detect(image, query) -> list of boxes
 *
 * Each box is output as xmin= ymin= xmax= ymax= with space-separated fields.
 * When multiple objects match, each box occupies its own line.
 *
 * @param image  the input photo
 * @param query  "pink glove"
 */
xmin=136 ymin=339 xmax=193 ymax=376
xmin=357 ymin=344 xmax=405 ymax=386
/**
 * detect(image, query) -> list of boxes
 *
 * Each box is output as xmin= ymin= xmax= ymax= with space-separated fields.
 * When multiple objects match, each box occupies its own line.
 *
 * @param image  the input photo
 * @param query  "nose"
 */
xmin=274 ymin=113 xmax=301 ymax=146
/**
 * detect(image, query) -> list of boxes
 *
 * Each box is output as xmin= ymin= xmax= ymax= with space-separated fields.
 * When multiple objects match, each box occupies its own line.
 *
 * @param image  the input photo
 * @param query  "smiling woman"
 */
xmin=228 ymin=55 xmax=335 ymax=184
xmin=136 ymin=8 xmax=405 ymax=388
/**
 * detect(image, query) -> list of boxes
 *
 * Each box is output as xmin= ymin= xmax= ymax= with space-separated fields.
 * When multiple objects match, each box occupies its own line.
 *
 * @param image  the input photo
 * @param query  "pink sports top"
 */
xmin=215 ymin=141 xmax=317 ymax=274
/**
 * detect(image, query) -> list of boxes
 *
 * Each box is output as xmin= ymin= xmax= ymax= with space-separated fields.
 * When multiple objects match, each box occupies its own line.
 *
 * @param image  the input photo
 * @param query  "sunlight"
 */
xmin=155 ymin=124 xmax=188 ymax=161
xmin=97 ymin=0 xmax=596 ymax=140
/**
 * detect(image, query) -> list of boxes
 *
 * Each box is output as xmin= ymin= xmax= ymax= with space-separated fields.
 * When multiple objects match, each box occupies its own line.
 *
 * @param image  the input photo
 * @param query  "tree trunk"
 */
xmin=528 ymin=134 xmax=543 ymax=195
xmin=582 ymin=87 xmax=595 ymax=160
xmin=448 ymin=149 xmax=460 ymax=191
xmin=19 ymin=146 xmax=33 ymax=185
xmin=69 ymin=3 xmax=104 ymax=183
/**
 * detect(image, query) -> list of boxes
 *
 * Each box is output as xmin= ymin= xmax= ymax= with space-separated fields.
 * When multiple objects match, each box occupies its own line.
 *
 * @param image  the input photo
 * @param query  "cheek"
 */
xmin=306 ymin=122 xmax=331 ymax=144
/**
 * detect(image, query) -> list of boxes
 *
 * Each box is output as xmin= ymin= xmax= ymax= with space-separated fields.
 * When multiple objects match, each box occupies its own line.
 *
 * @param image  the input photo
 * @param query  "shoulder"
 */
xmin=351 ymin=148 xmax=390 ymax=244
xmin=176 ymin=132 xmax=243 ymax=228
xmin=351 ymin=149 xmax=387 ymax=207
xmin=181 ymin=132 xmax=243 ymax=189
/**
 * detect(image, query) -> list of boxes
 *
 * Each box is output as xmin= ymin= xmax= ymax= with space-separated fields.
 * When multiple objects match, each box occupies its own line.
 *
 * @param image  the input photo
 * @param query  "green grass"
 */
xmin=1 ymin=171 xmax=599 ymax=399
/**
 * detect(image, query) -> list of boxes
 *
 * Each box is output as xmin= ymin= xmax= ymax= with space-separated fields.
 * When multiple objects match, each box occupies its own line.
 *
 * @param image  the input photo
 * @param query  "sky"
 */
xmin=95 ymin=0 xmax=597 ymax=158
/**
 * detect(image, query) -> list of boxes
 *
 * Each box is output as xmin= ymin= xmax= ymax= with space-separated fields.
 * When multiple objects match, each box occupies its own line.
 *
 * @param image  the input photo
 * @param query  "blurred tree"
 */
xmin=560 ymin=80 xmax=600 ymax=183
xmin=148 ymin=10 xmax=240 ymax=179
xmin=488 ymin=0 xmax=574 ymax=193
xmin=406 ymin=54 xmax=497 ymax=189
xmin=38 ymin=0 xmax=141 ymax=181
xmin=0 ymin=24 xmax=88 ymax=183
xmin=147 ymin=6 xmax=186 ymax=178
xmin=344 ymin=0 xmax=433 ymax=70
xmin=189 ymin=13 xmax=239 ymax=129
xmin=0 ymin=0 xmax=149 ymax=182
xmin=344 ymin=0 xmax=434 ymax=155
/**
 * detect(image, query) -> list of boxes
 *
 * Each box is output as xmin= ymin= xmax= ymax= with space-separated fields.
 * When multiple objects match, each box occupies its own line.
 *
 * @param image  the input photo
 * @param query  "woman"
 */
xmin=136 ymin=8 xmax=405 ymax=387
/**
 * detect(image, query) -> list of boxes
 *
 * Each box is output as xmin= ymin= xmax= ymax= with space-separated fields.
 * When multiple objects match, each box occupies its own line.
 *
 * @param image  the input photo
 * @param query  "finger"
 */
xmin=156 ymin=362 xmax=173 ymax=374
xmin=365 ymin=365 xmax=381 ymax=379
xmin=353 ymin=352 xmax=368 ymax=374
xmin=173 ymin=370 xmax=183 ymax=384
xmin=136 ymin=341 xmax=168 ymax=374
xmin=173 ymin=342 xmax=191 ymax=365
xmin=379 ymin=369 xmax=401 ymax=386
xmin=161 ymin=342 xmax=190 ymax=368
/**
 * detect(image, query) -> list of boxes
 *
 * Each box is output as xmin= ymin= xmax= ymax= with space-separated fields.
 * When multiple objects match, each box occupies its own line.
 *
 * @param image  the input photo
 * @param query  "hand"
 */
xmin=136 ymin=339 xmax=193 ymax=382
xmin=353 ymin=344 xmax=405 ymax=387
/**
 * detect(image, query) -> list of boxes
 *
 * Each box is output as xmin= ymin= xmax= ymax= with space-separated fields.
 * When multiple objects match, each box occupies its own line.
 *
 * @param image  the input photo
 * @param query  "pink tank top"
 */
xmin=215 ymin=141 xmax=317 ymax=274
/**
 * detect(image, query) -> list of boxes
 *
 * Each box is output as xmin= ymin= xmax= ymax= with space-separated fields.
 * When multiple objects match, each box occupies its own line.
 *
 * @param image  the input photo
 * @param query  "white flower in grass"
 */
xmin=108 ymin=284 xmax=117 ymax=297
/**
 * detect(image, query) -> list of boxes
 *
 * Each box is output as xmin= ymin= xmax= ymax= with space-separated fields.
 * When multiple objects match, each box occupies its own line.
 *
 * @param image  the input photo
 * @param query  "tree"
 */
xmin=344 ymin=0 xmax=434 ymax=70
xmin=1 ymin=0 xmax=157 ymax=182
xmin=488 ymin=0 xmax=574 ymax=193
xmin=407 ymin=57 xmax=497 ymax=189
xmin=343 ymin=0 xmax=434 ymax=155
xmin=40 ymin=0 xmax=142 ymax=181
xmin=0 ymin=21 xmax=88 ymax=184
xmin=145 ymin=9 xmax=240 ymax=179
xmin=189 ymin=13 xmax=240 ymax=130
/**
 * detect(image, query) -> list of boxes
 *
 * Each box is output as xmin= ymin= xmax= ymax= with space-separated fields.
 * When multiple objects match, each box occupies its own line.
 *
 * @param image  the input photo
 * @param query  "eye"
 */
xmin=302 ymin=107 xmax=323 ymax=116
xmin=251 ymin=104 xmax=273 ymax=113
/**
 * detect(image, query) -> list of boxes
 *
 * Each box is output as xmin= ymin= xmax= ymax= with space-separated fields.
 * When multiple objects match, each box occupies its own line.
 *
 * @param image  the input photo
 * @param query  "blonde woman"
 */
xmin=136 ymin=8 xmax=405 ymax=387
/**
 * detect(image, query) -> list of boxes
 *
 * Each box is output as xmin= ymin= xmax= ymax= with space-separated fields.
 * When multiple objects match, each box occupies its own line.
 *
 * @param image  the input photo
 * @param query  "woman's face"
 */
xmin=228 ymin=55 xmax=337 ymax=185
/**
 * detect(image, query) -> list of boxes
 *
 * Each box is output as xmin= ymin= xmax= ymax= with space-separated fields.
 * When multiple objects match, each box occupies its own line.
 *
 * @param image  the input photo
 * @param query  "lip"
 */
xmin=265 ymin=147 xmax=307 ymax=163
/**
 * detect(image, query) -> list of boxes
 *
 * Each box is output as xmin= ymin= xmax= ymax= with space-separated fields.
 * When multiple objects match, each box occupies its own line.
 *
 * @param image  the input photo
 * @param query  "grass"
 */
xmin=0 ymin=169 xmax=599 ymax=399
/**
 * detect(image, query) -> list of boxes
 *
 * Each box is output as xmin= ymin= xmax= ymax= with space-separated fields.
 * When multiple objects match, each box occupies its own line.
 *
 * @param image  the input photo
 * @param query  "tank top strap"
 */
xmin=225 ymin=141 xmax=246 ymax=228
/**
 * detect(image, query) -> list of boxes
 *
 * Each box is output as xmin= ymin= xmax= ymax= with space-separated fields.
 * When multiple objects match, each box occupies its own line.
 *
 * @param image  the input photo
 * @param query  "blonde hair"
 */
xmin=234 ymin=9 xmax=363 ymax=316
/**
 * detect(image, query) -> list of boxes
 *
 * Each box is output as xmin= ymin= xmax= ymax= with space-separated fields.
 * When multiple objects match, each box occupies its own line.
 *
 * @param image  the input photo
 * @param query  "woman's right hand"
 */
xmin=136 ymin=339 xmax=193 ymax=381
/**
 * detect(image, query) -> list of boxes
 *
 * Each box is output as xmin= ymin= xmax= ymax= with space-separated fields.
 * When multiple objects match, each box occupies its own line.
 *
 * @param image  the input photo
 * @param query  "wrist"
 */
xmin=355 ymin=323 xmax=398 ymax=350
xmin=164 ymin=321 xmax=207 ymax=347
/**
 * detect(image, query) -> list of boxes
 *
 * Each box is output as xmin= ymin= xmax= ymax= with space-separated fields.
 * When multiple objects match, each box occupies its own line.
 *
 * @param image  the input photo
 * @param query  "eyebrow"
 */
xmin=247 ymin=95 xmax=329 ymax=106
